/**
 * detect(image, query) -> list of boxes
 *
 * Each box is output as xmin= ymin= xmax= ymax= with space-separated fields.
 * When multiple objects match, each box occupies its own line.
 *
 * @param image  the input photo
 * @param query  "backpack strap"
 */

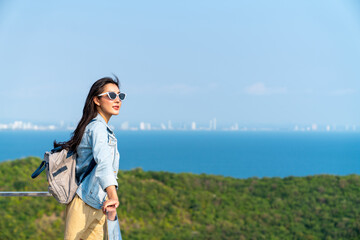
xmin=79 ymin=158 xmax=96 ymax=183
xmin=51 ymin=146 xmax=63 ymax=154
xmin=31 ymin=160 xmax=46 ymax=179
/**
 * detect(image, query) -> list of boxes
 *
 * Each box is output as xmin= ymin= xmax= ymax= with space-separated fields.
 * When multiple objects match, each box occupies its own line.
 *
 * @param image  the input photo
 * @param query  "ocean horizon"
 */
xmin=1 ymin=131 xmax=359 ymax=179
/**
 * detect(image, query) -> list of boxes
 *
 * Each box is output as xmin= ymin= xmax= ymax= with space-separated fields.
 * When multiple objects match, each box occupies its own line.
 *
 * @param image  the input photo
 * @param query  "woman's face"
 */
xmin=94 ymin=83 xmax=122 ymax=122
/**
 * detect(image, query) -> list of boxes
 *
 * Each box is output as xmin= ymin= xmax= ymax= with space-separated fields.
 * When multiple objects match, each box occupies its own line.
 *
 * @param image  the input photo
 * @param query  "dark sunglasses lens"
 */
xmin=108 ymin=92 xmax=117 ymax=100
xmin=119 ymin=93 xmax=125 ymax=100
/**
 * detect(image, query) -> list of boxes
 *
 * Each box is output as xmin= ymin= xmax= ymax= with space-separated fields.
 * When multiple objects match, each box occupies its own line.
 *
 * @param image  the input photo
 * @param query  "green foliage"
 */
xmin=0 ymin=157 xmax=360 ymax=239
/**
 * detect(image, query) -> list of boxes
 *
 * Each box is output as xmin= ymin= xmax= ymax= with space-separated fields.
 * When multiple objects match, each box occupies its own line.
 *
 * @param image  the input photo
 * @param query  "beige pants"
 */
xmin=64 ymin=195 xmax=108 ymax=240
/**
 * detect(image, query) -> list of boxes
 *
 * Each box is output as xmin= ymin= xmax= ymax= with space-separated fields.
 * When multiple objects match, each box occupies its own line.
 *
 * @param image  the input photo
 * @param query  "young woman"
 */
xmin=55 ymin=76 xmax=125 ymax=240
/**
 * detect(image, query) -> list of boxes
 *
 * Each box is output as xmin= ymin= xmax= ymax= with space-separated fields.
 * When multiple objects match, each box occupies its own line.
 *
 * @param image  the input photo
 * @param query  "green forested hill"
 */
xmin=0 ymin=157 xmax=360 ymax=240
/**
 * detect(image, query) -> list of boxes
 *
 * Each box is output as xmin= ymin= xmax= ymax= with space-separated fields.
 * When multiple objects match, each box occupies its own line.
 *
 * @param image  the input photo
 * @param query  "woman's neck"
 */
xmin=98 ymin=112 xmax=111 ymax=123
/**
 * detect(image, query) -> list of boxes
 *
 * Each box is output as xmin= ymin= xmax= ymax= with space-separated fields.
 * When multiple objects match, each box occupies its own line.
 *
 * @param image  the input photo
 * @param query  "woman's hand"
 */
xmin=106 ymin=205 xmax=118 ymax=221
xmin=102 ymin=198 xmax=119 ymax=214
xmin=102 ymin=185 xmax=119 ymax=214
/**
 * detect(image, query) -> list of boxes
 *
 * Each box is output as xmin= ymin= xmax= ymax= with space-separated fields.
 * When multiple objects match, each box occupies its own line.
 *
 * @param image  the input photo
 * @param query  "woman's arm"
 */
xmin=90 ymin=123 xmax=118 ymax=190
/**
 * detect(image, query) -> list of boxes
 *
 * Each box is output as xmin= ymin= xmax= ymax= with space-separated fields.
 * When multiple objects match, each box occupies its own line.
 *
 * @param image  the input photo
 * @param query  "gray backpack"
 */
xmin=31 ymin=147 xmax=95 ymax=204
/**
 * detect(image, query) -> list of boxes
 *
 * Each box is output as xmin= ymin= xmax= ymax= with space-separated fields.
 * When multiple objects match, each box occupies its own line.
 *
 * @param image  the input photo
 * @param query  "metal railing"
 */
xmin=0 ymin=191 xmax=51 ymax=197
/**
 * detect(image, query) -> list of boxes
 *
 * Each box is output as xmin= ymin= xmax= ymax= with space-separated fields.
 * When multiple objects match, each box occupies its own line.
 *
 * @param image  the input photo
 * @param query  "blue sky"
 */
xmin=0 ymin=0 xmax=360 ymax=127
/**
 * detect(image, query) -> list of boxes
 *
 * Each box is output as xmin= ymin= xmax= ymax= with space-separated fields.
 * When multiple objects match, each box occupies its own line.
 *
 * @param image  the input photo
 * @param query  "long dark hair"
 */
xmin=54 ymin=76 xmax=120 ymax=152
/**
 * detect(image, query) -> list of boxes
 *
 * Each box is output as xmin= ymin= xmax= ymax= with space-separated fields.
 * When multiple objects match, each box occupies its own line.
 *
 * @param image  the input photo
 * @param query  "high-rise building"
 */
xmin=191 ymin=121 xmax=196 ymax=130
xmin=326 ymin=125 xmax=331 ymax=131
xmin=121 ymin=121 xmax=129 ymax=130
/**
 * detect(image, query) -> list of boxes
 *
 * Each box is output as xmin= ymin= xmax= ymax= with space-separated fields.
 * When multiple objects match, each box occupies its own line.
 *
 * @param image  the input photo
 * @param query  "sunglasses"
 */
xmin=98 ymin=92 xmax=126 ymax=101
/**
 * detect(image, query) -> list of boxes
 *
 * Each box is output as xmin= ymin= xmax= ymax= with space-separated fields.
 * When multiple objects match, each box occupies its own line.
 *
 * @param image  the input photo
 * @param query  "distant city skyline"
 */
xmin=1 ymin=1 xmax=360 ymax=125
xmin=0 ymin=118 xmax=358 ymax=133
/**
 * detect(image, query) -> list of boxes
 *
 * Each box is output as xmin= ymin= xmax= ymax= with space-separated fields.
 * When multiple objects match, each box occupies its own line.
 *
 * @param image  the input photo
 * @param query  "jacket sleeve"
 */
xmin=89 ymin=122 xmax=118 ymax=190
xmin=107 ymin=215 xmax=122 ymax=239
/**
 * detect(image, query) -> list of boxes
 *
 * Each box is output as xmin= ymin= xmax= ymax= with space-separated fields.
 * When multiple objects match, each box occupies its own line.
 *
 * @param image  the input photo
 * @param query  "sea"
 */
xmin=0 ymin=131 xmax=359 ymax=179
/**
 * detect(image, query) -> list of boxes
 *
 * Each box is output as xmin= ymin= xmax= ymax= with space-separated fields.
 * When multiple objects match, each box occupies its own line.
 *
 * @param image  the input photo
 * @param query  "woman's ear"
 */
xmin=93 ymin=96 xmax=101 ymax=107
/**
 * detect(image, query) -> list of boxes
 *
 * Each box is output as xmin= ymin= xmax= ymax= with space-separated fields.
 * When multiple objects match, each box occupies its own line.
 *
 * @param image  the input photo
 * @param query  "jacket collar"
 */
xmin=93 ymin=113 xmax=114 ymax=134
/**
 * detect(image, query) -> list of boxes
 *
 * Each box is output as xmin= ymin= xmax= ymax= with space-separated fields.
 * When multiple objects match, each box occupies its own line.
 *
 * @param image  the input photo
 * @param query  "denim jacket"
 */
xmin=76 ymin=113 xmax=120 ymax=209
